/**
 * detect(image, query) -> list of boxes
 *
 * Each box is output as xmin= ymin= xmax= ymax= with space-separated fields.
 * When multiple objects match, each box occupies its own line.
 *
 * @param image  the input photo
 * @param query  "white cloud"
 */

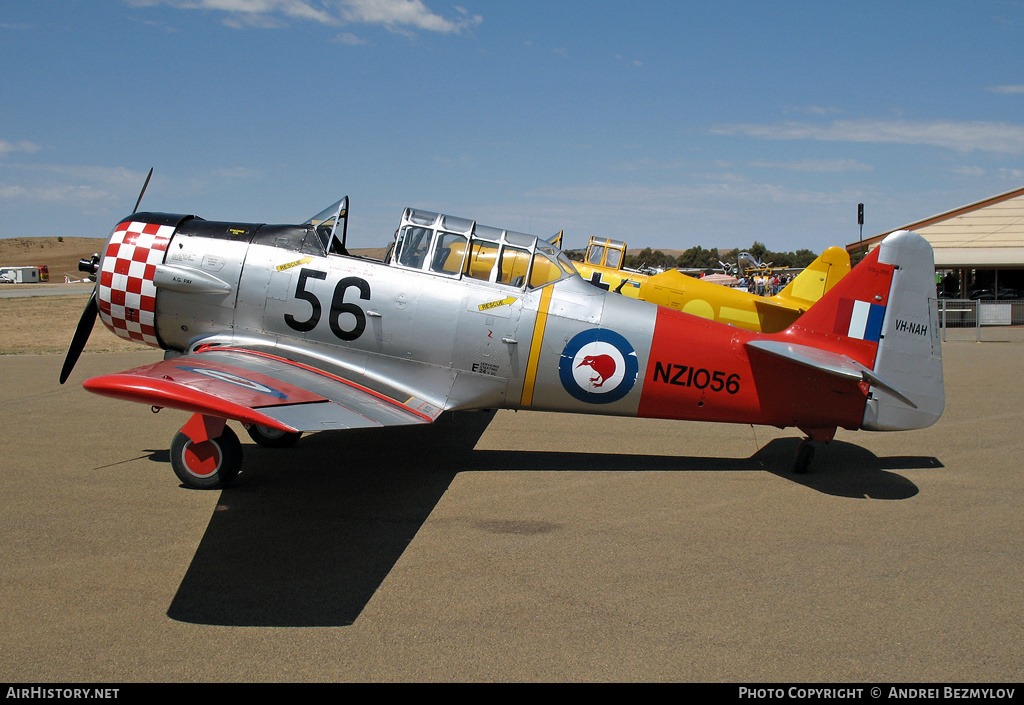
xmin=126 ymin=0 xmax=481 ymax=33
xmin=749 ymin=159 xmax=872 ymax=173
xmin=523 ymin=179 xmax=852 ymax=228
xmin=948 ymin=165 xmax=987 ymax=177
xmin=611 ymin=158 xmax=687 ymax=172
xmin=491 ymin=177 xmax=869 ymax=253
xmin=711 ymin=119 xmax=1024 ymax=155
xmin=340 ymin=0 xmax=481 ymax=34
xmin=333 ymin=31 xmax=368 ymax=44
xmin=126 ymin=1 xmax=336 ymax=24
xmin=216 ymin=166 xmax=264 ymax=178
xmin=783 ymin=105 xmax=842 ymax=116
xmin=0 ymin=165 xmax=152 ymax=210
xmin=0 ymin=140 xmax=42 ymax=157
xmin=24 ymin=164 xmax=147 ymax=186
xmin=0 ymin=183 xmax=114 ymax=205
xmin=987 ymin=85 xmax=1024 ymax=94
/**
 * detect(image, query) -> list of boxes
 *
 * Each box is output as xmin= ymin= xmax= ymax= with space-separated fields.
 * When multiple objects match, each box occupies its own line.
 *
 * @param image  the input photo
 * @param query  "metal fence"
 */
xmin=937 ymin=299 xmax=1024 ymax=342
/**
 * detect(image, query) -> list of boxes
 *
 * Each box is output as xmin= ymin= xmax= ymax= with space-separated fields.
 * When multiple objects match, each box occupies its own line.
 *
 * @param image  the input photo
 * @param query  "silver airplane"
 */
xmin=60 ymin=193 xmax=945 ymax=488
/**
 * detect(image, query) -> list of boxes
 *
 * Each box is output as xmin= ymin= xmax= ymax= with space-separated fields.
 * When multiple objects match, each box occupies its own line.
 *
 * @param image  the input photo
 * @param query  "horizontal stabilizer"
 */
xmin=746 ymin=339 xmax=917 ymax=409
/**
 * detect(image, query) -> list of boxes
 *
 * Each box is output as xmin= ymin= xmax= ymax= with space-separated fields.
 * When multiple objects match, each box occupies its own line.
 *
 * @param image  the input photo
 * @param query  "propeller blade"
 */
xmin=133 ymin=167 xmax=153 ymax=214
xmin=59 ymin=290 xmax=98 ymax=384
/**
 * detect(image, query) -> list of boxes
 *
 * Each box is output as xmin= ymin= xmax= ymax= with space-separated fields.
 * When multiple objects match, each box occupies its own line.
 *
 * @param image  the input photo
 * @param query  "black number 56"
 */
xmin=285 ymin=268 xmax=370 ymax=341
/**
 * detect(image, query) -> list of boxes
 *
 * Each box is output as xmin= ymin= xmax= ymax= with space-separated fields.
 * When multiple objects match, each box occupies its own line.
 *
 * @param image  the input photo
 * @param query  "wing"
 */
xmin=752 ymin=296 xmax=806 ymax=314
xmin=82 ymin=347 xmax=444 ymax=433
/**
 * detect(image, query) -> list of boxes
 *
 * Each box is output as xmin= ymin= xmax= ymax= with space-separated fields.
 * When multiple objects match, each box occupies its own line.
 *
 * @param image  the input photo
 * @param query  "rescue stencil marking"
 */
xmin=559 ymin=329 xmax=638 ymax=404
xmin=277 ymin=256 xmax=314 ymax=272
xmin=478 ymin=296 xmax=517 ymax=311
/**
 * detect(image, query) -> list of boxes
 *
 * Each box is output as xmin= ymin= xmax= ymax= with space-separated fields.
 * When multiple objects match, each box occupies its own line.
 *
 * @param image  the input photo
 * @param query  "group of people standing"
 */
xmin=737 ymin=272 xmax=792 ymax=296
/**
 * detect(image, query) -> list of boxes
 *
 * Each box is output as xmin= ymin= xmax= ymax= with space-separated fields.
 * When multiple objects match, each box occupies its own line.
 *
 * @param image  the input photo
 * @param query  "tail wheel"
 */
xmin=792 ymin=439 xmax=816 ymax=474
xmin=245 ymin=424 xmax=302 ymax=448
xmin=170 ymin=425 xmax=242 ymax=489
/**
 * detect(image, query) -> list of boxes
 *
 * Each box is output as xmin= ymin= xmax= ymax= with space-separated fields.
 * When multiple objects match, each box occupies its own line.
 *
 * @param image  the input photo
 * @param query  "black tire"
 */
xmin=170 ymin=425 xmax=242 ymax=489
xmin=245 ymin=424 xmax=302 ymax=448
xmin=793 ymin=440 xmax=815 ymax=475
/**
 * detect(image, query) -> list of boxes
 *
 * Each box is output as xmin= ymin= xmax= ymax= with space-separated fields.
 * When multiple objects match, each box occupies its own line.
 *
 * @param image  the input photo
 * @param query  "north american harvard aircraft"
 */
xmin=567 ymin=235 xmax=852 ymax=333
xmin=60 ymin=192 xmax=944 ymax=489
xmin=720 ymin=250 xmax=814 ymax=280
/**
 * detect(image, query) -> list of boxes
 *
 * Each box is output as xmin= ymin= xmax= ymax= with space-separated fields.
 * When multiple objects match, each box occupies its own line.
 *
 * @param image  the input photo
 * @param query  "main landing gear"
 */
xmin=167 ymin=414 xmax=304 ymax=489
xmin=170 ymin=415 xmax=242 ymax=489
xmin=244 ymin=424 xmax=303 ymax=448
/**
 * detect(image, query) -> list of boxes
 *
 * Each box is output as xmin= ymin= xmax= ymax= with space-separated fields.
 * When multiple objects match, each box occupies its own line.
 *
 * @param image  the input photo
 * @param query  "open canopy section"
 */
xmin=305 ymin=196 xmax=349 ymax=255
xmin=585 ymin=236 xmax=627 ymax=269
xmin=390 ymin=207 xmax=578 ymax=289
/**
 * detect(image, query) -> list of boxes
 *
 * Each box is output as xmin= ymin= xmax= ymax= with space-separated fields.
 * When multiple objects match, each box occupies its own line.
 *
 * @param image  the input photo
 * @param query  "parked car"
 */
xmin=968 ymin=288 xmax=1020 ymax=300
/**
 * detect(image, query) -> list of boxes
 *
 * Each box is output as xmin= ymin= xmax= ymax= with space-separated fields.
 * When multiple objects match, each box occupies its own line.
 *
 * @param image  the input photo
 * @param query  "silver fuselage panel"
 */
xmin=149 ymin=204 xmax=646 ymax=417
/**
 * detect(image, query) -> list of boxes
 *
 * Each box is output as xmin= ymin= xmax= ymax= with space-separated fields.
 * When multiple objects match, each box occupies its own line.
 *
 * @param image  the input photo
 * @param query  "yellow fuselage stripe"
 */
xmin=521 ymin=284 xmax=554 ymax=407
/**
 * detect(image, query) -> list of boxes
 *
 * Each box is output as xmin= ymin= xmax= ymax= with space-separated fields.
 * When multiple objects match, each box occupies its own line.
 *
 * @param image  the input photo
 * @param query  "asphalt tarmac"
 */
xmin=1 ymin=344 xmax=1021 ymax=683
xmin=0 ymin=283 xmax=94 ymax=298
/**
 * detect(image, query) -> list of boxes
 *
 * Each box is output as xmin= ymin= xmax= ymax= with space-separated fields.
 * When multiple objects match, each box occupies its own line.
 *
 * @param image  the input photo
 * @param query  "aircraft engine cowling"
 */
xmin=96 ymin=212 xmax=257 ymax=353
xmin=60 ymin=206 xmax=253 ymax=383
xmin=96 ymin=216 xmax=180 ymax=348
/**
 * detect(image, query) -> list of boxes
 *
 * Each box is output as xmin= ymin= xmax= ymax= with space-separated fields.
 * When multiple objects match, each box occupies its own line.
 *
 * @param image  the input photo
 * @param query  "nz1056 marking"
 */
xmin=285 ymin=268 xmax=371 ymax=341
xmin=650 ymin=361 xmax=741 ymax=394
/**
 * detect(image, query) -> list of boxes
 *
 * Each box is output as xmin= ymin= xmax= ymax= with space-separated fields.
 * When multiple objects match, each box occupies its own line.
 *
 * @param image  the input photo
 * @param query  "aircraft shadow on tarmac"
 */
xmin=161 ymin=412 xmax=941 ymax=628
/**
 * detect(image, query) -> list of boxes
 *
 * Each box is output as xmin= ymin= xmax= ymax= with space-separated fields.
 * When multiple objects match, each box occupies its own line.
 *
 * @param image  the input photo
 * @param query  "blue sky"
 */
xmin=2 ymin=0 xmax=1024 ymax=254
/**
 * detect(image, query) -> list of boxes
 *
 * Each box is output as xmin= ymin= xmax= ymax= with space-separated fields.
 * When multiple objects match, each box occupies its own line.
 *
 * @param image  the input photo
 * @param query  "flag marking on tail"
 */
xmin=834 ymin=297 xmax=886 ymax=342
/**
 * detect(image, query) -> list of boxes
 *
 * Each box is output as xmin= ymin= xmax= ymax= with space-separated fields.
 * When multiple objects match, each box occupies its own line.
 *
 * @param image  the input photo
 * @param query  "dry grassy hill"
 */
xmin=0 ymin=237 xmax=106 ymax=282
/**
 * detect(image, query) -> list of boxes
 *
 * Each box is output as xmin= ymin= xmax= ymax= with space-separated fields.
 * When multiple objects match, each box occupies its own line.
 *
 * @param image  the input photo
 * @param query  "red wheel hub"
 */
xmin=182 ymin=440 xmax=222 ymax=477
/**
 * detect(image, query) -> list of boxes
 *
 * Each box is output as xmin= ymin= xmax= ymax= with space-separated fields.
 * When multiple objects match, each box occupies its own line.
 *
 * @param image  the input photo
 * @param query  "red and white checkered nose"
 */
xmin=97 ymin=220 xmax=174 ymax=347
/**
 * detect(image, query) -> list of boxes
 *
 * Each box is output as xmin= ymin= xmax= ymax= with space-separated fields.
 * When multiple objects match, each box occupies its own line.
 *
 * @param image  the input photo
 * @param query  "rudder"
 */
xmin=773 ymin=246 xmax=852 ymax=309
xmin=862 ymin=230 xmax=944 ymax=430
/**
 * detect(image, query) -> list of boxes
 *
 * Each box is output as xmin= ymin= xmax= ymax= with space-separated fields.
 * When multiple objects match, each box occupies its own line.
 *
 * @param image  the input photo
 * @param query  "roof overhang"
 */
xmin=933 ymin=247 xmax=1024 ymax=269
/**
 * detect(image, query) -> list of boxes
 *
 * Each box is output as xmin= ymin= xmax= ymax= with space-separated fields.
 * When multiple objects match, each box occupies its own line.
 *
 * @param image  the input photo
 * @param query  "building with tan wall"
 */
xmin=848 ymin=186 xmax=1024 ymax=299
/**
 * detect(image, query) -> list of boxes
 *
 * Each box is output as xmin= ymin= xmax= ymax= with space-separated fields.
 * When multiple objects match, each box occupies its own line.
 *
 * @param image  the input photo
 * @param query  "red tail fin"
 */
xmin=771 ymin=230 xmax=943 ymax=430
xmin=780 ymin=243 xmax=895 ymax=370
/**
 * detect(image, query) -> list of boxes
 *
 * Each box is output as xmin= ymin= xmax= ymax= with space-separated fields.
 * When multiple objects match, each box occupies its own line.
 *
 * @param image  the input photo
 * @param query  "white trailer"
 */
xmin=0 ymin=266 xmax=42 ymax=283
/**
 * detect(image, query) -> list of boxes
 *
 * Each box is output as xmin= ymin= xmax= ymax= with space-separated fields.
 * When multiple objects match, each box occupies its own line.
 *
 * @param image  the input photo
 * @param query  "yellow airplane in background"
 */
xmin=561 ymin=234 xmax=852 ymax=334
